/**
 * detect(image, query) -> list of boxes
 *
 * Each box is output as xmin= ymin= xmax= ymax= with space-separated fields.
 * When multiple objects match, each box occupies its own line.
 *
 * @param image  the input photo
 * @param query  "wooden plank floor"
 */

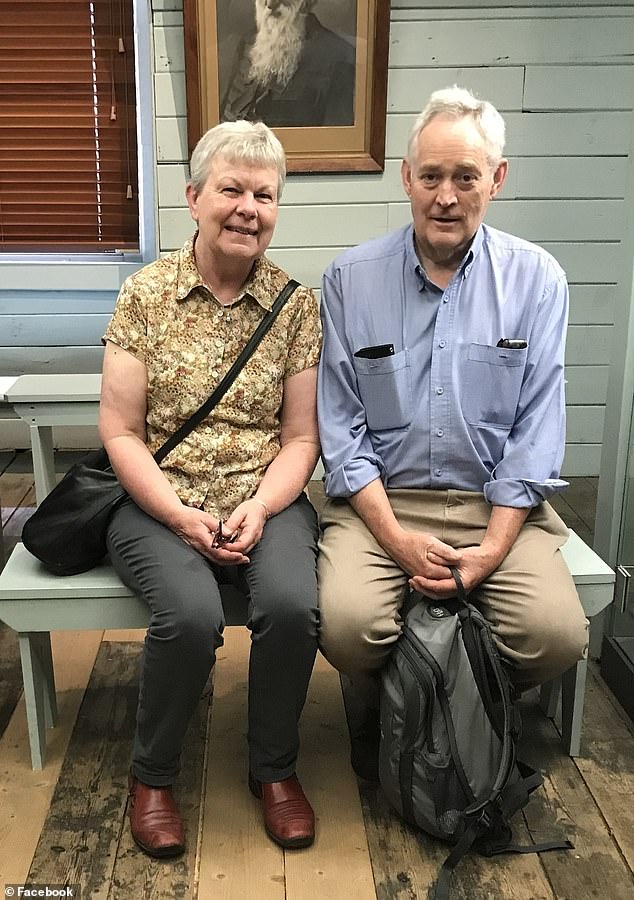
xmin=1 ymin=451 xmax=633 ymax=899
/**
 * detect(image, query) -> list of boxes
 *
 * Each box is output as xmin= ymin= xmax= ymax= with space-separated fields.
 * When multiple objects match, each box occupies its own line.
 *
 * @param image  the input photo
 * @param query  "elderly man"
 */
xmin=316 ymin=86 xmax=588 ymax=781
xmin=220 ymin=0 xmax=355 ymax=127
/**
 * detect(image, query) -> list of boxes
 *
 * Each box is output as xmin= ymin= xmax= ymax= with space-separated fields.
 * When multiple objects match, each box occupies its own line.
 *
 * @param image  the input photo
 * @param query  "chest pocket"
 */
xmin=462 ymin=343 xmax=527 ymax=428
xmin=353 ymin=349 xmax=413 ymax=431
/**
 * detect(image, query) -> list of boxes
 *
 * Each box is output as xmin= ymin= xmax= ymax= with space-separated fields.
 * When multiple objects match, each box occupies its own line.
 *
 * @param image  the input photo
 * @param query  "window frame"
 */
xmin=0 ymin=0 xmax=156 ymax=276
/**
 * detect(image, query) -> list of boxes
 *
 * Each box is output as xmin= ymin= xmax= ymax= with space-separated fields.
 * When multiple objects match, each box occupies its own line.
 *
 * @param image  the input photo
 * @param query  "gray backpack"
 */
xmin=379 ymin=569 xmax=571 ymax=900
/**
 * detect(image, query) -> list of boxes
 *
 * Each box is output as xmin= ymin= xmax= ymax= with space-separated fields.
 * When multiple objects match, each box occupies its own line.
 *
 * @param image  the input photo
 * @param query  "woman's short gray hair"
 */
xmin=407 ymin=86 xmax=506 ymax=167
xmin=189 ymin=120 xmax=286 ymax=197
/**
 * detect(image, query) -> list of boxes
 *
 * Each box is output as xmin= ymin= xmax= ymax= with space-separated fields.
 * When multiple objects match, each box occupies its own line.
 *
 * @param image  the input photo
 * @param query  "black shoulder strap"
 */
xmin=154 ymin=279 xmax=299 ymax=465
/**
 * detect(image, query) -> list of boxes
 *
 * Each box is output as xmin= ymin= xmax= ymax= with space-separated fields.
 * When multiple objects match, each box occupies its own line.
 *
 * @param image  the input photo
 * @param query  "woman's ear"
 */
xmin=185 ymin=182 xmax=199 ymax=223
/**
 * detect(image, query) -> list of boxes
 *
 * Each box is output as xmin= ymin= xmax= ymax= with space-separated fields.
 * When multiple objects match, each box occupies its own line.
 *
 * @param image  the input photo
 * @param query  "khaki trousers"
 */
xmin=318 ymin=489 xmax=588 ymax=703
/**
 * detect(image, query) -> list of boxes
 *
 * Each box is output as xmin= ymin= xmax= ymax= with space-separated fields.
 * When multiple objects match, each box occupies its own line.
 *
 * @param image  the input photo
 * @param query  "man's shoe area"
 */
xmin=349 ymin=705 xmax=381 ymax=783
xmin=128 ymin=774 xmax=185 ymax=859
xmin=249 ymin=773 xmax=315 ymax=849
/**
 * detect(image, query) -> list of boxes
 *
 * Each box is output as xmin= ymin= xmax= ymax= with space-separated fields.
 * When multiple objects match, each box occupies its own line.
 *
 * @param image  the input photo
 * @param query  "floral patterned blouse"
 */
xmin=103 ymin=236 xmax=321 ymax=518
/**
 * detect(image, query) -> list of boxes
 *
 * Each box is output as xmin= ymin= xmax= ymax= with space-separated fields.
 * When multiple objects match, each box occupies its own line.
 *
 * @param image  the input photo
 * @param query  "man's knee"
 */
xmin=536 ymin=607 xmax=588 ymax=680
xmin=319 ymin=584 xmax=399 ymax=678
xmin=509 ymin=600 xmax=588 ymax=689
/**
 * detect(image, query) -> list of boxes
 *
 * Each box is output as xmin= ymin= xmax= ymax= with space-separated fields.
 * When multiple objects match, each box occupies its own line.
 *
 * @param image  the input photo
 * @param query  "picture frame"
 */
xmin=183 ymin=0 xmax=390 ymax=174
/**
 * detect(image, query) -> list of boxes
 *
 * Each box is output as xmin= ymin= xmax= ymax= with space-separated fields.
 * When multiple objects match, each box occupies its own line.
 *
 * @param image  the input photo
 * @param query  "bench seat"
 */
xmin=0 ymin=531 xmax=615 ymax=769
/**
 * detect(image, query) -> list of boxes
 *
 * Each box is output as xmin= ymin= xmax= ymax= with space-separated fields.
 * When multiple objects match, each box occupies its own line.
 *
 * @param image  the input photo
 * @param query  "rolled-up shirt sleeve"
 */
xmin=318 ymin=265 xmax=386 ymax=497
xmin=484 ymin=271 xmax=570 ymax=507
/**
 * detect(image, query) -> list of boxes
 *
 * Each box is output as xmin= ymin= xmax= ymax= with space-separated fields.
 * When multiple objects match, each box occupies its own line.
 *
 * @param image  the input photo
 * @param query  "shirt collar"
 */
xmin=174 ymin=234 xmax=275 ymax=311
xmin=407 ymin=222 xmax=485 ymax=285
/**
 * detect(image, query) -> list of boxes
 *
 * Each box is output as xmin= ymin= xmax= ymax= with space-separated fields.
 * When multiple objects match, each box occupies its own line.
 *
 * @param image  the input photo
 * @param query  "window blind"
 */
xmin=0 ymin=0 xmax=139 ymax=253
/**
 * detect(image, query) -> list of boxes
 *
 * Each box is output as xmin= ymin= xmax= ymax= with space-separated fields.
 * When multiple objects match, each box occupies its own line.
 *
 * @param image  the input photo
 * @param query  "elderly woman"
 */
xmin=99 ymin=121 xmax=321 ymax=858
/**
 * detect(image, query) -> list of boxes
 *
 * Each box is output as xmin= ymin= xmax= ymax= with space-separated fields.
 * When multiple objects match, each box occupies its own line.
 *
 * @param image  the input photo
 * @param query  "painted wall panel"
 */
xmin=157 ymin=165 xmax=190 ymax=207
xmin=390 ymin=19 xmax=634 ymax=67
xmin=0 ymin=347 xmax=105 ymax=376
xmin=388 ymin=67 xmax=525 ymax=112
xmin=524 ymin=65 xmax=634 ymax=110
xmin=567 ymin=406 xmax=605 ymax=443
xmin=514 ymin=157 xmax=628 ymax=200
xmin=154 ymin=72 xmax=187 ymax=117
xmin=565 ymin=366 xmax=609 ymax=405
xmin=541 ymin=244 xmax=622 ymax=284
xmin=568 ymin=285 xmax=616 ymax=326
xmin=0 ymin=292 xmax=117 ymax=315
xmin=387 ymin=111 xmax=631 ymax=158
xmin=156 ymin=117 xmax=188 ymax=162
xmin=2 ymin=315 xmax=110 ymax=347
xmin=565 ymin=325 xmax=614 ymax=366
xmin=394 ymin=1 xmax=633 ymax=9
xmin=562 ymin=444 xmax=602 ymax=477
xmin=153 ymin=25 xmax=185 ymax=73
xmin=0 ymin=264 xmax=140 ymax=292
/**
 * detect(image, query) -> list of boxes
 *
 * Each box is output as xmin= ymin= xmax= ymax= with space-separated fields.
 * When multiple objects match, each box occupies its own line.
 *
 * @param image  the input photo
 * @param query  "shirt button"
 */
xmin=436 ymin=387 xmax=444 ymax=395
xmin=436 ymin=429 xmax=444 ymax=437
xmin=438 ymin=340 xmax=446 ymax=348
xmin=443 ymin=297 xmax=449 ymax=303
xmin=435 ymin=468 xmax=442 ymax=476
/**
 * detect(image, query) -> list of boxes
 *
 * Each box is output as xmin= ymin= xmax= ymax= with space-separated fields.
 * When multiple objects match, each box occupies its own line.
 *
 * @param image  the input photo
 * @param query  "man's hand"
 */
xmin=390 ymin=529 xmax=462 ymax=584
xmin=409 ymin=505 xmax=531 ymax=598
xmin=408 ymin=543 xmax=500 ymax=599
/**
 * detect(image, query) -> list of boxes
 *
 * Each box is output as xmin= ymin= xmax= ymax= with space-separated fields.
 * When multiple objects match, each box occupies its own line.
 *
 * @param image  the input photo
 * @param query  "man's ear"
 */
xmin=401 ymin=158 xmax=413 ymax=198
xmin=490 ymin=159 xmax=508 ymax=199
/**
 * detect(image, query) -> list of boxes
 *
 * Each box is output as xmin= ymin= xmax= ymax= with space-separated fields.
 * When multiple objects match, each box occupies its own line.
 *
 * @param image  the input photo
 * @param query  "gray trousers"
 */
xmin=106 ymin=493 xmax=319 ymax=787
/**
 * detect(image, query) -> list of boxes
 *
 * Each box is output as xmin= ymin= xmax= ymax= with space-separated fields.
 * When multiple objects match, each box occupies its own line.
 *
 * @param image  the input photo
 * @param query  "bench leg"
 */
xmin=560 ymin=657 xmax=587 ymax=758
xmin=539 ymin=677 xmax=561 ymax=718
xmin=30 ymin=423 xmax=56 ymax=504
xmin=18 ymin=631 xmax=58 ymax=770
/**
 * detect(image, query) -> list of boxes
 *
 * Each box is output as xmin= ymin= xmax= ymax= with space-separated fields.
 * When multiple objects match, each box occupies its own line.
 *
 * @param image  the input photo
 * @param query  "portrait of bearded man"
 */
xmin=218 ymin=0 xmax=356 ymax=128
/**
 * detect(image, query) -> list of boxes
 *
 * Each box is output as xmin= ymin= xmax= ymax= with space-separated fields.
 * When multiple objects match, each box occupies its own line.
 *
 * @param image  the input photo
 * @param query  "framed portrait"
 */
xmin=183 ymin=0 xmax=390 ymax=173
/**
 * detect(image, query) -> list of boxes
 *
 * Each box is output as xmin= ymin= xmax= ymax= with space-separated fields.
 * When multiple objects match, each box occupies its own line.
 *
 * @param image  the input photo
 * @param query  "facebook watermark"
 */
xmin=5 ymin=888 xmax=80 ymax=899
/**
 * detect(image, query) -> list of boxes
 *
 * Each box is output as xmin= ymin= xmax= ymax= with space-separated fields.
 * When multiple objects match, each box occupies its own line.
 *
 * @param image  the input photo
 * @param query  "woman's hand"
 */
xmin=221 ymin=498 xmax=269 ymax=553
xmin=172 ymin=498 xmax=269 ymax=566
xmin=170 ymin=505 xmax=251 ymax=565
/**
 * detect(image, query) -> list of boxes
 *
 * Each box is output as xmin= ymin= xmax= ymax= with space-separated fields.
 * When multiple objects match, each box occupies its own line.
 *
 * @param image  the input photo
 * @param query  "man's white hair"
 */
xmin=407 ymin=86 xmax=506 ymax=167
xmin=189 ymin=120 xmax=286 ymax=198
xmin=249 ymin=0 xmax=315 ymax=89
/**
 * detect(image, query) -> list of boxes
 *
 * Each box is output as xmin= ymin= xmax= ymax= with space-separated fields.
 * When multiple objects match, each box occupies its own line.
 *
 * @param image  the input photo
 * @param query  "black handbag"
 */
xmin=22 ymin=280 xmax=299 ymax=576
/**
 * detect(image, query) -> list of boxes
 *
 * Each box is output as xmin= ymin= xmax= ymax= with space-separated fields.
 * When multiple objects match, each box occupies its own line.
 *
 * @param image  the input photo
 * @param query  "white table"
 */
xmin=3 ymin=374 xmax=101 ymax=504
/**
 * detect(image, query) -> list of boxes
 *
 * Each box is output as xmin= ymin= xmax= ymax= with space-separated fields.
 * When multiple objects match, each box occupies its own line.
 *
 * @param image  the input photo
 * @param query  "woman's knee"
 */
xmin=250 ymin=582 xmax=319 ymax=640
xmin=149 ymin=585 xmax=224 ymax=651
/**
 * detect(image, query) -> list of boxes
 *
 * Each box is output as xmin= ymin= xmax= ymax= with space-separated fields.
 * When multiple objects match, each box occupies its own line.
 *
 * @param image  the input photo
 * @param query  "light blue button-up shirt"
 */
xmin=317 ymin=223 xmax=569 ymax=508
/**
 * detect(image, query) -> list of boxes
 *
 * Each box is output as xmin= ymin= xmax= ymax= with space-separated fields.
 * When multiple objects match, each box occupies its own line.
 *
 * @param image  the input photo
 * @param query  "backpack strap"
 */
xmin=450 ymin=569 xmax=517 ymax=809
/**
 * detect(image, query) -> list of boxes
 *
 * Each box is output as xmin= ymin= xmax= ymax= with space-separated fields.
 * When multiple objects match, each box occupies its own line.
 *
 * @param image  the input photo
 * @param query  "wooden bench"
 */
xmin=0 ymin=530 xmax=614 ymax=769
xmin=0 ymin=542 xmax=249 ymax=769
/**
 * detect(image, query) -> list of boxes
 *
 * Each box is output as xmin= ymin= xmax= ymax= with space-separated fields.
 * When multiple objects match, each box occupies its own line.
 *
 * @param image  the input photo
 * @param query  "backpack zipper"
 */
xmin=402 ymin=622 xmax=477 ymax=805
